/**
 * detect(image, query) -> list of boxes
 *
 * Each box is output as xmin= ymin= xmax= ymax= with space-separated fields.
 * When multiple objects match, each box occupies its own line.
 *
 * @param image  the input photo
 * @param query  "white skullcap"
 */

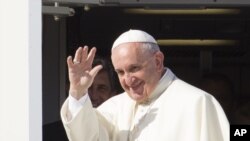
xmin=112 ymin=29 xmax=157 ymax=49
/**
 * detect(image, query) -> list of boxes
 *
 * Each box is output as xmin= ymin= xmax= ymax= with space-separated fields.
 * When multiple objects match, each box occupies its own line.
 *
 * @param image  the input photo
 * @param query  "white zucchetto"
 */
xmin=112 ymin=29 xmax=157 ymax=49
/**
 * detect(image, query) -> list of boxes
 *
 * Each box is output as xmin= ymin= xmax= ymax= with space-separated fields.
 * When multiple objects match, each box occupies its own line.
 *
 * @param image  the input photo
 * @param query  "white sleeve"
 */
xmin=61 ymin=94 xmax=110 ymax=141
xmin=68 ymin=94 xmax=89 ymax=119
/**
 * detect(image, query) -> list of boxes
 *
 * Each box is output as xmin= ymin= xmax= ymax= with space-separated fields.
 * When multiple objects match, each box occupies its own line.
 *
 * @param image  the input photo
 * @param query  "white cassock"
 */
xmin=61 ymin=68 xmax=229 ymax=141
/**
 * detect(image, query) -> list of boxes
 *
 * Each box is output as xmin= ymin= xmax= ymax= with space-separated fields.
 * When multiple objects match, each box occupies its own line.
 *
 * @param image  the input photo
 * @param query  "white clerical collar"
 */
xmin=140 ymin=68 xmax=176 ymax=105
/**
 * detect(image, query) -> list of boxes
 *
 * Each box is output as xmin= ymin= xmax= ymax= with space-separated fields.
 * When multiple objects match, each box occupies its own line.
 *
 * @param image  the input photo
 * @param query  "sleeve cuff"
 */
xmin=68 ymin=94 xmax=89 ymax=118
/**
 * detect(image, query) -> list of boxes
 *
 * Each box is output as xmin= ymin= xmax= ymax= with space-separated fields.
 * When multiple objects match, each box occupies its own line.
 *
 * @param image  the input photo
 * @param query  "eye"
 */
xmin=97 ymin=85 xmax=109 ymax=92
xmin=129 ymin=65 xmax=140 ymax=73
xmin=116 ymin=70 xmax=124 ymax=76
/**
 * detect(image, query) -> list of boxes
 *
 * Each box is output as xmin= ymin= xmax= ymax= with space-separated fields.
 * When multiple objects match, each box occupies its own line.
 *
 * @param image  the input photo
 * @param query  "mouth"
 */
xmin=92 ymin=102 xmax=98 ymax=107
xmin=92 ymin=100 xmax=101 ymax=108
xmin=130 ymin=81 xmax=144 ymax=95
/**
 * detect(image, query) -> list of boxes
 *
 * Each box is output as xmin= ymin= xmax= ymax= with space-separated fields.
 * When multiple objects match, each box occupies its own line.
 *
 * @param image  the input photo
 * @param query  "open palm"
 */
xmin=67 ymin=46 xmax=102 ymax=99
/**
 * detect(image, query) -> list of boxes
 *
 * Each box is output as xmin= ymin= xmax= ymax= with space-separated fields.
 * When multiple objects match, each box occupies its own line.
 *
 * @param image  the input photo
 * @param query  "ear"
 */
xmin=154 ymin=51 xmax=164 ymax=71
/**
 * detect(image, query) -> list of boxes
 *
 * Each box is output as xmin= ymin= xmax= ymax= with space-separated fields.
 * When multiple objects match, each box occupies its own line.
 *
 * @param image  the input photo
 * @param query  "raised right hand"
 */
xmin=67 ymin=46 xmax=103 ymax=100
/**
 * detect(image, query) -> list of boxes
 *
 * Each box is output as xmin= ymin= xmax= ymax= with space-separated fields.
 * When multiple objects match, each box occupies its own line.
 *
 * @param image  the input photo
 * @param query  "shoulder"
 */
xmin=166 ymin=78 xmax=216 ymax=103
xmin=162 ymin=78 xmax=224 ymax=112
xmin=172 ymin=79 xmax=207 ymax=95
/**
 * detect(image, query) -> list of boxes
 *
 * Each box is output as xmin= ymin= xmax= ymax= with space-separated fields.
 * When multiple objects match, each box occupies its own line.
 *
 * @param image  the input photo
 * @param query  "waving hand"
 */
xmin=67 ymin=46 xmax=103 ymax=100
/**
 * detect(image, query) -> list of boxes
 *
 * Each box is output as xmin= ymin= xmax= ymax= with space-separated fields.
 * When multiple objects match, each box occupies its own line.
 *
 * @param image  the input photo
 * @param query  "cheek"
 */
xmin=119 ymin=77 xmax=126 ymax=89
xmin=100 ymin=94 xmax=109 ymax=100
xmin=135 ymin=70 xmax=149 ymax=81
xmin=141 ymin=69 xmax=156 ymax=85
xmin=118 ymin=71 xmax=149 ymax=88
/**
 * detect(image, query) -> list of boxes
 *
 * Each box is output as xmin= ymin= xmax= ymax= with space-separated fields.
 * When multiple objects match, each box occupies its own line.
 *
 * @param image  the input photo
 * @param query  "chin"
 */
xmin=130 ymin=93 xmax=147 ymax=103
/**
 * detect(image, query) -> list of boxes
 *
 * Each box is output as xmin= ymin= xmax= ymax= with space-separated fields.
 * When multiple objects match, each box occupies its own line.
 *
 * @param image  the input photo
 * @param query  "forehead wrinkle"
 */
xmin=116 ymin=45 xmax=140 ymax=62
xmin=111 ymin=43 xmax=153 ymax=70
xmin=115 ymin=43 xmax=149 ymax=58
xmin=114 ymin=43 xmax=154 ymax=70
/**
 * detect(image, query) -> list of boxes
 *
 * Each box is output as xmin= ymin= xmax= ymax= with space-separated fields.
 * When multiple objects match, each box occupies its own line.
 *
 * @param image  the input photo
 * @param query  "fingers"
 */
xmin=67 ymin=56 xmax=74 ymax=68
xmin=89 ymin=65 xmax=103 ymax=78
xmin=81 ymin=46 xmax=88 ymax=63
xmin=86 ymin=47 xmax=97 ymax=67
xmin=70 ymin=46 xmax=97 ymax=69
xmin=73 ymin=47 xmax=83 ymax=63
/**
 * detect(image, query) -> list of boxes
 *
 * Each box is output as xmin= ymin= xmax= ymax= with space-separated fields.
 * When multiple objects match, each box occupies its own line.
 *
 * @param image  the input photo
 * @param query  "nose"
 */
xmin=124 ymin=73 xmax=136 ymax=86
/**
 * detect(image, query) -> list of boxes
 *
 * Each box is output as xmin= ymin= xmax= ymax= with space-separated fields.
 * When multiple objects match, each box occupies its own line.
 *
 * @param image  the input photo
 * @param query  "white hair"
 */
xmin=140 ymin=42 xmax=160 ymax=55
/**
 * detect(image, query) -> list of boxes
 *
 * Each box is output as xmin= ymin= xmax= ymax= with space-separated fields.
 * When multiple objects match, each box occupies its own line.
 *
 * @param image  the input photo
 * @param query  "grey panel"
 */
xmin=43 ymin=0 xmax=250 ymax=6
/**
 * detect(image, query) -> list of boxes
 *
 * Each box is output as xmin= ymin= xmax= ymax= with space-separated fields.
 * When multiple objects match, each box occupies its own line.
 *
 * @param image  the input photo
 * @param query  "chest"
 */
xmin=114 ymin=94 xmax=198 ymax=141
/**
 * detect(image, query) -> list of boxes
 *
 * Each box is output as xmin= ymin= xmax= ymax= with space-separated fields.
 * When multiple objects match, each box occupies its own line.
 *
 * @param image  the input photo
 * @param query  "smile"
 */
xmin=130 ymin=81 xmax=144 ymax=93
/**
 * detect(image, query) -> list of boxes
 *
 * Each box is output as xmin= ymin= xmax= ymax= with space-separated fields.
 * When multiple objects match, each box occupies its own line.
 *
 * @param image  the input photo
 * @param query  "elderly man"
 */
xmin=61 ymin=29 xmax=229 ymax=141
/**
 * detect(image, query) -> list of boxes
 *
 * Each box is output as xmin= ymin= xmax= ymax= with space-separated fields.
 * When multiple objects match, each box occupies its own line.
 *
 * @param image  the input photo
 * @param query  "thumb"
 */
xmin=89 ymin=65 xmax=103 ymax=78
